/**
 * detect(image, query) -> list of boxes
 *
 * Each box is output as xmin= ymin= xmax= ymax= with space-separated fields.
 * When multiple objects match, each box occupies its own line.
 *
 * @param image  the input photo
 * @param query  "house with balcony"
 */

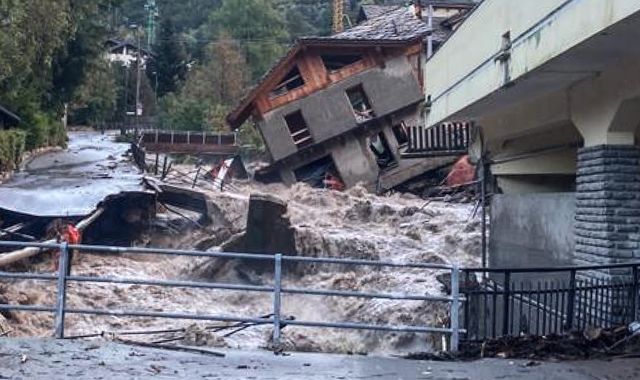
xmin=227 ymin=2 xmax=474 ymax=191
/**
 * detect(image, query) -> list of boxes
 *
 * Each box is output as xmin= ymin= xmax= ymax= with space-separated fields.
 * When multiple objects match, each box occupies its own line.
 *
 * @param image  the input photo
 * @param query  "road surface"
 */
xmin=0 ymin=131 xmax=143 ymax=217
xmin=0 ymin=339 xmax=638 ymax=379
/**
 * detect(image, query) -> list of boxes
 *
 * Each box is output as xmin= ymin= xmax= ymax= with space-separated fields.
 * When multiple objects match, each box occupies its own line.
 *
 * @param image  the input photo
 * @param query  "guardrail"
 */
xmin=140 ymin=130 xmax=238 ymax=147
xmin=0 ymin=241 xmax=464 ymax=352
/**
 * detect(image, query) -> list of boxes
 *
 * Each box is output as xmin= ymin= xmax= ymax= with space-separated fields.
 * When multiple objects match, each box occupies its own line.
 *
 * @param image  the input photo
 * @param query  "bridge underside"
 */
xmin=423 ymin=1 xmax=640 ymax=323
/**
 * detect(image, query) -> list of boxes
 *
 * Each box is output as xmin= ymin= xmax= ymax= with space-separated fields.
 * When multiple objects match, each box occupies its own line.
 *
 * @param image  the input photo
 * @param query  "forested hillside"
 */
xmin=0 ymin=0 xmax=409 ymax=159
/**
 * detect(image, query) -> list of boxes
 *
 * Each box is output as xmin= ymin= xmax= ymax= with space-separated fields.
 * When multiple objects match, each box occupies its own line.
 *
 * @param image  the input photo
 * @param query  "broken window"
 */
xmin=284 ymin=111 xmax=313 ymax=149
xmin=369 ymin=132 xmax=396 ymax=170
xmin=321 ymin=53 xmax=363 ymax=72
xmin=270 ymin=66 xmax=305 ymax=98
xmin=347 ymin=85 xmax=375 ymax=123
xmin=294 ymin=156 xmax=343 ymax=190
xmin=392 ymin=122 xmax=409 ymax=146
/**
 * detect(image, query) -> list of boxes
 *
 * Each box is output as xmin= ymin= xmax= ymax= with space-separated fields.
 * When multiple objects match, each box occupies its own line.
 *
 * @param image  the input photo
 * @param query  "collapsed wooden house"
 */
xmin=227 ymin=2 xmax=474 ymax=191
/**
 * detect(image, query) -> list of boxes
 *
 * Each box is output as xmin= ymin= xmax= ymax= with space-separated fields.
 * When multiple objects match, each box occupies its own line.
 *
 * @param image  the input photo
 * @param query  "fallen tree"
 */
xmin=0 ymin=207 xmax=104 ymax=267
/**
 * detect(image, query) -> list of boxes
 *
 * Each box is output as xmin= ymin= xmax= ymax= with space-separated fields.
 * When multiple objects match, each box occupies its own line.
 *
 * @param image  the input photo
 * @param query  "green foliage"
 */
xmin=208 ymin=0 xmax=289 ymax=81
xmin=149 ymin=18 xmax=188 ymax=97
xmin=22 ymin=112 xmax=66 ymax=150
xmin=158 ymin=36 xmax=249 ymax=132
xmin=158 ymin=95 xmax=206 ymax=131
xmin=0 ymin=0 xmax=121 ymax=155
xmin=0 ymin=129 xmax=26 ymax=173
xmin=71 ymin=61 xmax=119 ymax=126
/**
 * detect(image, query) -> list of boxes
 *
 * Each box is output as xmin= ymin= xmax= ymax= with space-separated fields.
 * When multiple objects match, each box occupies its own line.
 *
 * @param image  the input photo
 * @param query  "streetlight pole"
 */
xmin=135 ymin=26 xmax=142 ymax=138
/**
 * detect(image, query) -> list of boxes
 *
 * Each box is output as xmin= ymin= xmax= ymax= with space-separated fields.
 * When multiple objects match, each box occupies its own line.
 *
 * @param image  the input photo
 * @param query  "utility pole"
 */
xmin=129 ymin=23 xmax=142 ymax=138
xmin=144 ymin=0 xmax=159 ymax=51
xmin=332 ymin=0 xmax=344 ymax=34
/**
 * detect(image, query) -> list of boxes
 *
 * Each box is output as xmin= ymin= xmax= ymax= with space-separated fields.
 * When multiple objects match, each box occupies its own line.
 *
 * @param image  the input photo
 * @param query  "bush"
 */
xmin=23 ymin=111 xmax=67 ymax=150
xmin=0 ymin=129 xmax=27 ymax=173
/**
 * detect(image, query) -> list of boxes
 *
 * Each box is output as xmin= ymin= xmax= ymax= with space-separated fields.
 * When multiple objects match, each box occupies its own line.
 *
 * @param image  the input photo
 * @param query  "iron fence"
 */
xmin=462 ymin=264 xmax=640 ymax=341
xmin=0 ymin=241 xmax=464 ymax=351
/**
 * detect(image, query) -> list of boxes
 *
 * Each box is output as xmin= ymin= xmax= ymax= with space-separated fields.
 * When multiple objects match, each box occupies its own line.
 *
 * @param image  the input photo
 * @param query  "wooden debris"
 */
xmin=115 ymin=338 xmax=226 ymax=357
xmin=458 ymin=325 xmax=640 ymax=361
xmin=0 ymin=208 xmax=104 ymax=267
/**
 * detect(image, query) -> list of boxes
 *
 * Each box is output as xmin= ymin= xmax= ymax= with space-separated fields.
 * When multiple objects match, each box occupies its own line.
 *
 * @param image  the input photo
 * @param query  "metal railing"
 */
xmin=140 ymin=130 xmax=238 ymax=147
xmin=404 ymin=122 xmax=471 ymax=157
xmin=0 ymin=241 xmax=464 ymax=351
xmin=462 ymin=263 xmax=640 ymax=341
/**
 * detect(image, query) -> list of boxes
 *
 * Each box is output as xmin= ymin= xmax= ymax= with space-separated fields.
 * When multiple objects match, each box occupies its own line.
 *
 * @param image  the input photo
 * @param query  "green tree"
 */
xmin=149 ymin=17 xmax=187 ymax=97
xmin=208 ymin=0 xmax=289 ymax=81
xmin=71 ymin=60 xmax=118 ymax=126
xmin=0 ymin=0 xmax=120 ymax=149
xmin=158 ymin=35 xmax=248 ymax=132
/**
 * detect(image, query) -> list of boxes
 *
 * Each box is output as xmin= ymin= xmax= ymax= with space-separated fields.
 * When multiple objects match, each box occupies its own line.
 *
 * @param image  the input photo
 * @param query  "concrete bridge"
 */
xmin=423 ymin=0 xmax=640 ymax=279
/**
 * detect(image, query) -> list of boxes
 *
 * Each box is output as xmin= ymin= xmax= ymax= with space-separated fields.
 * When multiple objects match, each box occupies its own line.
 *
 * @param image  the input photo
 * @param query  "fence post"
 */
xmin=632 ymin=265 xmax=639 ymax=321
xmin=54 ymin=242 xmax=69 ymax=339
xmin=566 ymin=269 xmax=577 ymax=331
xmin=272 ymin=254 xmax=283 ymax=351
xmin=450 ymin=263 xmax=460 ymax=352
xmin=502 ymin=270 xmax=511 ymax=336
xmin=192 ymin=167 xmax=201 ymax=189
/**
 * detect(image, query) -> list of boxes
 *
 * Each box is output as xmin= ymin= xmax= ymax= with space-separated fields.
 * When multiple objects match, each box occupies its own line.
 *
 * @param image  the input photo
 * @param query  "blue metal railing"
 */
xmin=0 ymin=241 xmax=465 ymax=352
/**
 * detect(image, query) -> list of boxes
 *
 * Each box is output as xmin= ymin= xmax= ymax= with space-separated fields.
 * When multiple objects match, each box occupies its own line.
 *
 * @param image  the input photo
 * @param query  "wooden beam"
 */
xmin=0 ymin=208 xmax=105 ymax=268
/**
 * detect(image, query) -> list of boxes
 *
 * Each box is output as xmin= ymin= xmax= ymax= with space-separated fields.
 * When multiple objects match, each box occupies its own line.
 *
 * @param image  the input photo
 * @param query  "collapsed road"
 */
xmin=0 ymin=131 xmax=157 ymax=254
xmin=0 ymin=131 xmax=145 ymax=217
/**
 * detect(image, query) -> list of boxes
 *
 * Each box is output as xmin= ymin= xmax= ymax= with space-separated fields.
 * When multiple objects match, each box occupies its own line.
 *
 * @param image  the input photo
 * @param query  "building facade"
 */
xmin=423 ymin=0 xmax=640 ymax=276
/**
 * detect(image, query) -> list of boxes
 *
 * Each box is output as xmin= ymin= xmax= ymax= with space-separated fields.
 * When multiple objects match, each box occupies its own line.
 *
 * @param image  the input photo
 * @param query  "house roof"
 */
xmin=105 ymin=38 xmax=154 ymax=57
xmin=227 ymin=6 xmax=450 ymax=129
xmin=357 ymin=1 xmax=476 ymax=23
xmin=313 ymin=6 xmax=435 ymax=43
xmin=358 ymin=5 xmax=401 ymax=23
xmin=0 ymin=104 xmax=21 ymax=126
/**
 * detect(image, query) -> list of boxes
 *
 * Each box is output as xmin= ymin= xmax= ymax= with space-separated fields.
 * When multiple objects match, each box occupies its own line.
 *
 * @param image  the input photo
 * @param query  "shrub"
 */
xmin=0 ymin=129 xmax=27 ymax=173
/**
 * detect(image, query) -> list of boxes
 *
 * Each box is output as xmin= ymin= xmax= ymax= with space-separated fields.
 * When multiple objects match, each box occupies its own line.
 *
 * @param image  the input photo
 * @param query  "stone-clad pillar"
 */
xmin=574 ymin=144 xmax=640 ymax=325
xmin=575 ymin=145 xmax=640 ymax=269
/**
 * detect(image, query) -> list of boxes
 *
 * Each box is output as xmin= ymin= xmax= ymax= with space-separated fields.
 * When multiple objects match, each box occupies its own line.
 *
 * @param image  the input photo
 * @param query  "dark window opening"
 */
xmin=347 ymin=85 xmax=375 ymax=123
xmin=270 ymin=66 xmax=305 ymax=97
xmin=321 ymin=53 xmax=363 ymax=72
xmin=393 ymin=122 xmax=409 ymax=146
xmin=369 ymin=132 xmax=396 ymax=170
xmin=294 ymin=156 xmax=344 ymax=190
xmin=285 ymin=111 xmax=313 ymax=149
